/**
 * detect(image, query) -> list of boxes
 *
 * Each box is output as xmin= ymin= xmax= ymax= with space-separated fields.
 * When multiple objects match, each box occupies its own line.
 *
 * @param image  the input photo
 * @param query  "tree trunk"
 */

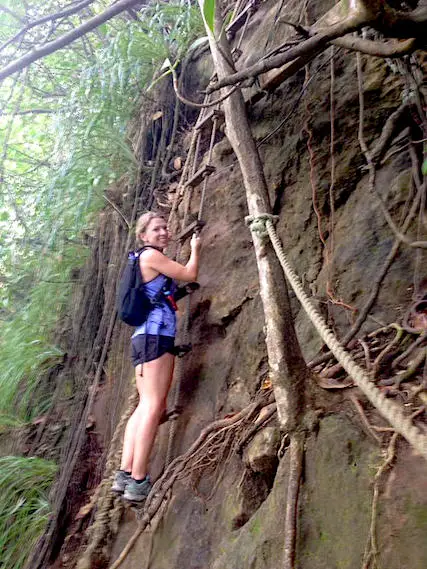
xmin=198 ymin=0 xmax=310 ymax=433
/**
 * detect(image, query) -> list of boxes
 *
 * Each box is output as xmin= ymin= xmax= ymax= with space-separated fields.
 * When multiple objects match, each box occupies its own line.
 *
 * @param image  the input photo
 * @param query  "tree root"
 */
xmin=392 ymin=347 xmax=427 ymax=388
xmin=109 ymin=525 xmax=144 ymax=569
xmin=370 ymin=324 xmax=404 ymax=378
xmin=309 ymin=96 xmax=424 ymax=369
xmin=170 ymin=63 xmax=239 ymax=109
xmin=350 ymin=395 xmax=383 ymax=445
xmin=392 ymin=332 xmax=427 ymax=369
xmin=237 ymin=402 xmax=277 ymax=452
xmin=283 ymin=431 xmax=305 ymax=569
xmin=369 ymin=102 xmax=410 ymax=165
xmin=108 ymin=393 xmax=274 ymax=568
xmin=357 ymin=51 xmax=427 ymax=250
xmin=362 ymin=432 xmax=398 ymax=569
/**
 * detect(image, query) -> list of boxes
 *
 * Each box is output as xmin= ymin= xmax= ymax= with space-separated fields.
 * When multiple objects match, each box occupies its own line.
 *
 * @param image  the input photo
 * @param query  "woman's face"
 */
xmin=141 ymin=217 xmax=170 ymax=250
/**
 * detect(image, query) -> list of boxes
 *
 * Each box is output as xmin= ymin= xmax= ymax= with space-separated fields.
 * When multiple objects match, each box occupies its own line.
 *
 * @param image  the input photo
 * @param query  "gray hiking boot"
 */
xmin=123 ymin=476 xmax=152 ymax=502
xmin=111 ymin=470 xmax=131 ymax=493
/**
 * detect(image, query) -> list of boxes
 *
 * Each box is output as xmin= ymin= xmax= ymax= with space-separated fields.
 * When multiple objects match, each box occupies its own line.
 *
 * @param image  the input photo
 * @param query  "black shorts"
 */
xmin=131 ymin=334 xmax=175 ymax=366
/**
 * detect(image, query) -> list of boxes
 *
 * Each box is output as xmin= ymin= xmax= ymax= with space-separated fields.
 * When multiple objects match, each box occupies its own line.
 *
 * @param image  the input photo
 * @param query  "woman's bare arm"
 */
xmin=141 ymin=235 xmax=201 ymax=282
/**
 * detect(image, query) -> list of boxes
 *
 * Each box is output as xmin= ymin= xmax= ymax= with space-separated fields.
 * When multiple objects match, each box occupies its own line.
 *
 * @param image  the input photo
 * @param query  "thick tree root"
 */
xmin=105 ymin=393 xmax=271 ymax=569
xmin=108 ymin=393 xmax=274 ymax=568
xmin=362 ymin=432 xmax=399 ymax=569
xmin=283 ymin=431 xmax=305 ymax=569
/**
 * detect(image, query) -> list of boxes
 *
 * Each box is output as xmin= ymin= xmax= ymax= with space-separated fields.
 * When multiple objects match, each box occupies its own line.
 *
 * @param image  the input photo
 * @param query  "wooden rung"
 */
xmin=195 ymin=109 xmax=225 ymax=131
xmin=177 ymin=220 xmax=205 ymax=242
xmin=159 ymin=405 xmax=183 ymax=425
xmin=174 ymin=282 xmax=200 ymax=302
xmin=232 ymin=48 xmax=243 ymax=62
xmin=226 ymin=0 xmax=258 ymax=36
xmin=174 ymin=344 xmax=192 ymax=358
xmin=185 ymin=164 xmax=216 ymax=189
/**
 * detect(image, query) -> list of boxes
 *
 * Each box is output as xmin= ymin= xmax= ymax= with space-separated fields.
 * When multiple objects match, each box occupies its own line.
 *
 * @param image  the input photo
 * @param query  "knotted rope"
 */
xmin=245 ymin=213 xmax=279 ymax=238
xmin=246 ymin=213 xmax=427 ymax=460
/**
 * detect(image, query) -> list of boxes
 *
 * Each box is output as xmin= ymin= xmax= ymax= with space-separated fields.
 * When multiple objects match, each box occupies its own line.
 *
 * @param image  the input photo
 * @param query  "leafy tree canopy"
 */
xmin=0 ymin=0 xmax=203 ymax=421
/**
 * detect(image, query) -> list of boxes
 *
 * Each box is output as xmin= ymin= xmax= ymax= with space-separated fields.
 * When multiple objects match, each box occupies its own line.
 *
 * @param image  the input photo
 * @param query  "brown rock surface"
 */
xmin=45 ymin=1 xmax=426 ymax=568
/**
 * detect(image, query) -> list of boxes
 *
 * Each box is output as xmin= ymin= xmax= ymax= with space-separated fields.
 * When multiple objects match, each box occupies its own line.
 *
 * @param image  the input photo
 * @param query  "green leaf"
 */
xmin=202 ymin=0 xmax=215 ymax=34
xmin=422 ymin=158 xmax=427 ymax=177
xmin=223 ymin=10 xmax=234 ymax=27
xmin=0 ymin=0 xmax=205 ymax=457
xmin=98 ymin=23 xmax=108 ymax=36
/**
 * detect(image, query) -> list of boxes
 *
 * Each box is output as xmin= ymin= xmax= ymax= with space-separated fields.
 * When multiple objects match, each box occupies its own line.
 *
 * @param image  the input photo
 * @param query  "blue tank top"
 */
xmin=132 ymin=274 xmax=177 ymax=338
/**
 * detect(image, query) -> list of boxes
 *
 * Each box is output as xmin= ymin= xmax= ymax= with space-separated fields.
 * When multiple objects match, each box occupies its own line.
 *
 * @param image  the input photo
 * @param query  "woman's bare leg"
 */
xmin=131 ymin=352 xmax=175 ymax=479
xmin=120 ymin=364 xmax=144 ymax=472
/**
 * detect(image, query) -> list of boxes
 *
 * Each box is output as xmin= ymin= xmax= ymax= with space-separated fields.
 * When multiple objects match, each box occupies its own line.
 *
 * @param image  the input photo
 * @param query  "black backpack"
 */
xmin=117 ymin=247 xmax=167 ymax=326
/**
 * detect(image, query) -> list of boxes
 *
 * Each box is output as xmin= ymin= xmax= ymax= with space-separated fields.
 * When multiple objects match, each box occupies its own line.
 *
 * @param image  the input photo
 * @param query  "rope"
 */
xmin=168 ymin=119 xmax=202 ymax=230
xmin=166 ymin=95 xmax=210 ymax=462
xmin=245 ymin=213 xmax=279 ymax=238
xmin=166 ymin=294 xmax=191 ymax=465
xmin=235 ymin=9 xmax=251 ymax=52
xmin=195 ymin=93 xmax=210 ymax=130
xmin=192 ymin=131 xmax=202 ymax=177
xmin=199 ymin=116 xmax=218 ymax=221
xmin=246 ymin=214 xmax=427 ymax=460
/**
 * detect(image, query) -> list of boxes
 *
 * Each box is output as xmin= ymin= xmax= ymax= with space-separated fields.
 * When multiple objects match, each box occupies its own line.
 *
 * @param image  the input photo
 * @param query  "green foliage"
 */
xmin=0 ymin=253 xmax=78 ymax=421
xmin=0 ymin=456 xmax=57 ymax=569
xmin=422 ymin=158 xmax=427 ymax=177
xmin=0 ymin=1 xmax=203 ymax=418
xmin=202 ymin=0 xmax=216 ymax=34
xmin=0 ymin=3 xmax=204 ymax=566
xmin=0 ymin=414 xmax=26 ymax=434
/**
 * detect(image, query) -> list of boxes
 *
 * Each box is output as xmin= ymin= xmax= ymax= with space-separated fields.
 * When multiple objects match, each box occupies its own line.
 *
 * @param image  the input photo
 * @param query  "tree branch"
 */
xmin=209 ymin=0 xmax=424 ymax=95
xmin=0 ymin=0 xmax=96 ymax=54
xmin=0 ymin=0 xmax=145 ymax=81
xmin=357 ymin=54 xmax=427 ymax=250
xmin=0 ymin=5 xmax=24 ymax=23
xmin=170 ymin=63 xmax=239 ymax=108
xmin=207 ymin=14 xmax=366 ymax=93
xmin=332 ymin=34 xmax=417 ymax=56
xmin=2 ymin=108 xmax=54 ymax=116
xmin=372 ymin=3 xmax=427 ymax=39
xmin=0 ymin=69 xmax=27 ymax=184
xmin=25 ymin=0 xmax=95 ymax=29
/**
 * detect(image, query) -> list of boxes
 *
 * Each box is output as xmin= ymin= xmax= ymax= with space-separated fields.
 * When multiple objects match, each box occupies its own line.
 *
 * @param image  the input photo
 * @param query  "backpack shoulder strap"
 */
xmin=135 ymin=246 xmax=146 ymax=256
xmin=135 ymin=244 xmax=162 ymax=257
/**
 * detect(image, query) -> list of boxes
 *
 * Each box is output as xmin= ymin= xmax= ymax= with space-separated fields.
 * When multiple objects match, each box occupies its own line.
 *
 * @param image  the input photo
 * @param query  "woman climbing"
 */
xmin=112 ymin=211 xmax=201 ymax=501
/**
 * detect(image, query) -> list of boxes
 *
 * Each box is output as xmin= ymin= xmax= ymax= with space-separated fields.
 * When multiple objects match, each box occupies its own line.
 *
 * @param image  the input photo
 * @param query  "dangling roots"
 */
xmin=107 ymin=390 xmax=276 ymax=569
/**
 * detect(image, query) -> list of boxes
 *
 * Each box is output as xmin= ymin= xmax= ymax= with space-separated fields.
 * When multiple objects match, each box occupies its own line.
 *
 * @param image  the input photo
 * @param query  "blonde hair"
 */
xmin=135 ymin=212 xmax=165 ymax=246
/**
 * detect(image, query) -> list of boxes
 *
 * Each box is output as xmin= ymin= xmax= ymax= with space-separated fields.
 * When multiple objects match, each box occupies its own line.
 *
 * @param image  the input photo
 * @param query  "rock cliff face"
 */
xmin=48 ymin=1 xmax=427 ymax=568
